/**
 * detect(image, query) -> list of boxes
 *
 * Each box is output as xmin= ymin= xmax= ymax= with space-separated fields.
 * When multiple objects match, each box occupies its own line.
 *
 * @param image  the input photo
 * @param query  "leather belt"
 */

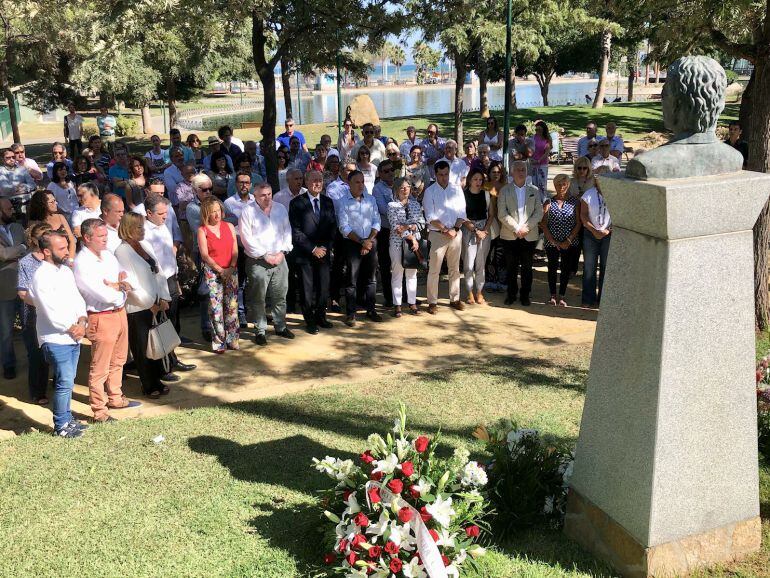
xmin=88 ymin=306 xmax=124 ymax=315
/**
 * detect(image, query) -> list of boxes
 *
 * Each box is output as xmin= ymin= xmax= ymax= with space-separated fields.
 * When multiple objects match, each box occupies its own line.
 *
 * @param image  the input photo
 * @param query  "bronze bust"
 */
xmin=625 ymin=56 xmax=744 ymax=180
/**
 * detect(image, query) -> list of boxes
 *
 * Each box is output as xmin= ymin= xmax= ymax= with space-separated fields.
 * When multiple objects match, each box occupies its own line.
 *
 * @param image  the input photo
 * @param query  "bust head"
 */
xmin=662 ymin=56 xmax=726 ymax=138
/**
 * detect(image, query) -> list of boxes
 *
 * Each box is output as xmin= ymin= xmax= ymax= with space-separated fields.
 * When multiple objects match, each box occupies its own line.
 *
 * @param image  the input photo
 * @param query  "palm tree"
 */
xmin=390 ymin=45 xmax=406 ymax=83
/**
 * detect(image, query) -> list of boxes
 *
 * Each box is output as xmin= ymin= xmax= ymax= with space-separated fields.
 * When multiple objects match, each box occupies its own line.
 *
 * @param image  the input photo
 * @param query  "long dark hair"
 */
xmin=465 ymin=168 xmax=487 ymax=192
xmin=535 ymin=120 xmax=552 ymax=146
xmin=51 ymin=161 xmax=71 ymax=183
xmin=210 ymin=151 xmax=232 ymax=174
xmin=29 ymin=190 xmax=56 ymax=221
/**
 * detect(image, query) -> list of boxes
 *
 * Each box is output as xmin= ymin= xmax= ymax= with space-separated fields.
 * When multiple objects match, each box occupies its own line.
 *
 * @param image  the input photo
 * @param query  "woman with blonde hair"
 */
xmin=197 ymin=197 xmax=239 ymax=352
xmin=114 ymin=212 xmax=172 ymax=398
xmin=541 ymin=173 xmax=581 ymax=306
xmin=569 ymin=156 xmax=596 ymax=198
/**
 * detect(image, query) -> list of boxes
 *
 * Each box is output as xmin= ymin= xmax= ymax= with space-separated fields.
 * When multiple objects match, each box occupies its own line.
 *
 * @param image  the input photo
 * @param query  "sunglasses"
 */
xmin=200 ymin=186 xmax=213 ymax=192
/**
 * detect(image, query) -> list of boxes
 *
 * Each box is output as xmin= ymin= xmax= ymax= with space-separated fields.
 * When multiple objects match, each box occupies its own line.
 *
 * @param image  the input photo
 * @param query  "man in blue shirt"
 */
xmin=577 ymin=122 xmax=606 ymax=158
xmin=45 ymin=142 xmax=74 ymax=180
xmin=337 ymin=170 xmax=382 ymax=326
xmin=276 ymin=118 xmax=308 ymax=152
xmin=107 ymin=145 xmax=130 ymax=199
xmin=169 ymin=129 xmax=195 ymax=165
xmin=96 ymin=107 xmax=117 ymax=146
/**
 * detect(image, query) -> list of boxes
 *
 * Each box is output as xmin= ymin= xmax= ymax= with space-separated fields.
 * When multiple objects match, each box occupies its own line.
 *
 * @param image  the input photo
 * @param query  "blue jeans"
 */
xmin=41 ymin=343 xmax=80 ymax=431
xmin=582 ymin=231 xmax=611 ymax=306
xmin=0 ymin=299 xmax=17 ymax=371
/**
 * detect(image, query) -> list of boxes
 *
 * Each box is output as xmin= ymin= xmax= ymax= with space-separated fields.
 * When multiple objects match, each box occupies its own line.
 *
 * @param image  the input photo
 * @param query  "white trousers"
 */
xmin=462 ymin=226 xmax=492 ymax=294
xmin=390 ymin=243 xmax=418 ymax=306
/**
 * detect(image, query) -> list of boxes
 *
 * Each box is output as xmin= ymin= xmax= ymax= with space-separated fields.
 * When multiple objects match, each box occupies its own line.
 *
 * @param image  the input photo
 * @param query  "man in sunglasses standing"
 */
xmin=277 ymin=118 xmax=308 ymax=152
xmin=420 ymin=123 xmax=446 ymax=181
xmin=351 ymin=123 xmax=386 ymax=166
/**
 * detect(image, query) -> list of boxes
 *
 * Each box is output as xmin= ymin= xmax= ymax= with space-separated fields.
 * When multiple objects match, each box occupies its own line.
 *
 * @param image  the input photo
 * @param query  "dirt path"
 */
xmin=0 ymin=272 xmax=597 ymax=435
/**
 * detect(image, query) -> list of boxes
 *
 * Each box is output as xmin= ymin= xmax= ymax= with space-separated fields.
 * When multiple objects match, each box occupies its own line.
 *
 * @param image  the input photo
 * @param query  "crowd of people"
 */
xmin=8 ymin=107 xmax=746 ymax=438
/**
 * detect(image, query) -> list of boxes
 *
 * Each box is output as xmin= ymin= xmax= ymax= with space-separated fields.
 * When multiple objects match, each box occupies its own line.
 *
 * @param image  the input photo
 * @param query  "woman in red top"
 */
xmin=197 ymin=198 xmax=239 ymax=353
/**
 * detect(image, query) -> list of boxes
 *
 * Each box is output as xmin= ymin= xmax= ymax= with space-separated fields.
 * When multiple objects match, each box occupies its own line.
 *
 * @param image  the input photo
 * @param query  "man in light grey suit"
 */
xmin=498 ymin=161 xmax=544 ymax=306
xmin=0 ymin=197 xmax=27 ymax=378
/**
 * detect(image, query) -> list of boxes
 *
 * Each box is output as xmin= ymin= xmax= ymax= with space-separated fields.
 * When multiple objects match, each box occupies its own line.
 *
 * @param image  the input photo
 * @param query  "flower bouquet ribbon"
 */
xmin=372 ymin=482 xmax=449 ymax=578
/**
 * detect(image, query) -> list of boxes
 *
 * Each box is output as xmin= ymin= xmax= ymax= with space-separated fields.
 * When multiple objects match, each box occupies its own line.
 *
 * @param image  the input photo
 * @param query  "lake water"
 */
xmin=196 ymin=80 xmax=605 ymax=130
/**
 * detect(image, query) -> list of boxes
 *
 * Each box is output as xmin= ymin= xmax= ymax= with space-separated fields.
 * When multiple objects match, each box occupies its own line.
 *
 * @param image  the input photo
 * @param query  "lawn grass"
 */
xmin=1 ymin=342 xmax=768 ymax=577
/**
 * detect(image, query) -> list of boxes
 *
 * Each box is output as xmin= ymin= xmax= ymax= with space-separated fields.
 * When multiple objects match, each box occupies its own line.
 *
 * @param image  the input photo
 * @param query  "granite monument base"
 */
xmin=566 ymin=171 xmax=770 ymax=577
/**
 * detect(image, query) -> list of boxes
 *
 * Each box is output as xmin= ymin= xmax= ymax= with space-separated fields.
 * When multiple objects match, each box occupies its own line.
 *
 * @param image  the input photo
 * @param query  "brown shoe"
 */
xmin=475 ymin=292 xmax=487 ymax=305
xmin=450 ymin=300 xmax=465 ymax=311
xmin=394 ymin=306 xmax=402 ymax=318
xmin=427 ymin=304 xmax=438 ymax=315
xmin=465 ymin=293 xmax=476 ymax=305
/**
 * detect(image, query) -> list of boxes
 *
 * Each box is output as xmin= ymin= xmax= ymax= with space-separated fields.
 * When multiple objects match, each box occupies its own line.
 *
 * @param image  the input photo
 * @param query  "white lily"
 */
xmin=373 ymin=453 xmax=399 ymax=475
xmin=402 ymin=556 xmax=427 ymax=578
xmin=425 ymin=495 xmax=455 ymax=528
xmin=367 ymin=433 xmax=388 ymax=456
xmin=436 ymin=527 xmax=456 ymax=548
xmin=395 ymin=437 xmax=411 ymax=460
xmin=467 ymin=545 xmax=486 ymax=559
xmin=455 ymin=549 xmax=467 ymax=565
xmin=393 ymin=417 xmax=402 ymax=433
xmin=543 ymin=495 xmax=555 ymax=514
xmin=445 ymin=564 xmax=460 ymax=578
xmin=345 ymin=569 xmax=369 ymax=578
xmin=368 ymin=511 xmax=390 ymax=538
xmin=335 ymin=518 xmax=358 ymax=542
xmin=370 ymin=568 xmax=391 ymax=578
xmin=388 ymin=520 xmax=415 ymax=550
xmin=412 ymin=477 xmax=433 ymax=495
xmin=344 ymin=493 xmax=361 ymax=516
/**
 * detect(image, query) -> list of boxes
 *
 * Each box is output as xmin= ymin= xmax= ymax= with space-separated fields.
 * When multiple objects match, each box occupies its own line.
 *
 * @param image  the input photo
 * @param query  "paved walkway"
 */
xmin=0 ymin=269 xmax=597 ymax=435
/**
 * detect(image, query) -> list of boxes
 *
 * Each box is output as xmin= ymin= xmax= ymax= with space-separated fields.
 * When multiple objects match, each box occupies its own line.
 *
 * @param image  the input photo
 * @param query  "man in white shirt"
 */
xmin=319 ymin=134 xmax=340 ymax=159
xmin=28 ymin=230 xmax=88 ymax=438
xmin=605 ymin=122 xmax=625 ymax=160
xmin=577 ymin=122 xmax=605 ymax=158
xmin=224 ymin=171 xmax=255 ymax=327
xmin=74 ymin=218 xmax=141 ymax=423
xmin=100 ymin=194 xmax=125 ymax=253
xmin=422 ymin=161 xmax=467 ymax=314
xmin=273 ymin=168 xmax=306 ymax=314
xmin=239 ymin=182 xmax=295 ymax=345
xmin=10 ymin=143 xmax=43 ymax=182
xmin=0 ymin=148 xmax=35 ymax=197
xmin=132 ymin=181 xmax=183 ymax=246
xmin=71 ymin=182 xmax=103 ymax=238
xmin=64 ymin=103 xmax=85 ymax=158
xmin=351 ymin=123 xmax=387 ymax=166
xmin=437 ymin=139 xmax=469 ymax=189
xmin=591 ymin=141 xmax=622 ymax=174
xmin=163 ymin=148 xmax=186 ymax=204
xmin=143 ymin=196 xmax=197 ymax=376
xmin=497 ymin=161 xmax=544 ymax=307
xmin=400 ymin=126 xmax=419 ymax=159
xmin=337 ymin=171 xmax=382 ymax=326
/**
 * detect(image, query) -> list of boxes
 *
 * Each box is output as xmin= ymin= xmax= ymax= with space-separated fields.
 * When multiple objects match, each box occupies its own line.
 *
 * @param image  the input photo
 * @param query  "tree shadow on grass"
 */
xmin=188 ymin=433 xmax=354 ymax=573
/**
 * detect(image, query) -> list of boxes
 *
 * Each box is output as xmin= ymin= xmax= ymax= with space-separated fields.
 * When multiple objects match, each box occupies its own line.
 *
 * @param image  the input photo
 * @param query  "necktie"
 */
xmin=313 ymin=197 xmax=320 ymax=218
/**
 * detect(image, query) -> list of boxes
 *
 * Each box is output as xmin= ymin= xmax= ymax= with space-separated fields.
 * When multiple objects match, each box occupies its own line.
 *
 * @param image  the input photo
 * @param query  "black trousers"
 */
xmin=546 ymin=246 xmax=578 ymax=296
xmin=330 ymin=235 xmax=347 ymax=303
xmin=166 ymin=275 xmax=180 ymax=367
xmin=286 ymin=252 xmax=299 ymax=313
xmin=127 ymin=309 xmax=165 ymax=395
xmin=376 ymin=228 xmax=393 ymax=306
xmin=503 ymin=238 xmax=537 ymax=299
xmin=344 ymin=238 xmax=378 ymax=317
xmin=298 ymin=258 xmax=331 ymax=326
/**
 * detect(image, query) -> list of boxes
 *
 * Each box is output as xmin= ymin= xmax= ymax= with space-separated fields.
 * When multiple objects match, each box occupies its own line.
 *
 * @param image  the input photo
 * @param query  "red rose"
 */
xmin=398 ymin=506 xmax=413 ymax=523
xmin=351 ymin=534 xmax=366 ymax=549
xmin=343 ymin=490 xmax=353 ymax=501
xmin=346 ymin=551 xmax=358 ymax=566
xmin=400 ymin=461 xmax=414 ymax=477
xmin=367 ymin=486 xmax=382 ymax=504
xmin=408 ymin=485 xmax=420 ymax=499
xmin=389 ymin=558 xmax=403 ymax=573
xmin=368 ymin=545 xmax=382 ymax=559
xmin=354 ymin=512 xmax=370 ymax=527
xmin=419 ymin=506 xmax=432 ymax=523
xmin=338 ymin=538 xmax=349 ymax=552
xmin=465 ymin=525 xmax=480 ymax=538
xmin=429 ymin=529 xmax=439 ymax=542
xmin=361 ymin=450 xmax=375 ymax=464
xmin=414 ymin=436 xmax=430 ymax=452
xmin=323 ymin=552 xmax=337 ymax=565
xmin=442 ymin=555 xmax=450 ymax=566
xmin=370 ymin=471 xmax=384 ymax=482
xmin=384 ymin=541 xmax=400 ymax=556
xmin=387 ymin=479 xmax=404 ymax=494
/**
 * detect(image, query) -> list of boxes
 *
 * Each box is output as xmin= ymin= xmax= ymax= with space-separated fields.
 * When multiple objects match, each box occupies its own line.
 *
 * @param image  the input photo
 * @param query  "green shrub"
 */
xmin=115 ymin=115 xmax=138 ymax=137
xmin=476 ymin=421 xmax=573 ymax=539
xmin=80 ymin=123 xmax=99 ymax=141
xmin=725 ymin=69 xmax=738 ymax=85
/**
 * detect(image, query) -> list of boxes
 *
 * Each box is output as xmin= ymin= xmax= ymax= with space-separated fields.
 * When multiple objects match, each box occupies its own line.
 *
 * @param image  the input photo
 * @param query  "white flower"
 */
xmin=373 ymin=453 xmax=399 ymax=475
xmin=388 ymin=520 xmax=415 ymax=549
xmin=313 ymin=456 xmax=359 ymax=483
xmin=543 ymin=495 xmax=555 ymax=514
xmin=393 ymin=417 xmax=402 ymax=433
xmin=368 ymin=511 xmax=390 ymax=538
xmin=506 ymin=428 xmax=539 ymax=453
xmin=395 ymin=437 xmax=411 ymax=460
xmin=402 ymin=556 xmax=428 ymax=578
xmin=345 ymin=569 xmax=369 ymax=578
xmin=455 ymin=549 xmax=467 ymax=565
xmin=560 ymin=460 xmax=574 ymax=487
xmin=453 ymin=446 xmax=470 ymax=464
xmin=367 ymin=433 xmax=388 ymax=456
xmin=426 ymin=495 xmax=455 ymax=528
xmin=335 ymin=519 xmax=358 ymax=544
xmin=412 ymin=477 xmax=433 ymax=495
xmin=467 ymin=545 xmax=486 ymax=559
xmin=344 ymin=493 xmax=361 ymax=517
xmin=461 ymin=461 xmax=488 ymax=487
xmin=446 ymin=564 xmax=460 ymax=578
xmin=370 ymin=568 xmax=391 ymax=578
xmin=436 ymin=527 xmax=456 ymax=548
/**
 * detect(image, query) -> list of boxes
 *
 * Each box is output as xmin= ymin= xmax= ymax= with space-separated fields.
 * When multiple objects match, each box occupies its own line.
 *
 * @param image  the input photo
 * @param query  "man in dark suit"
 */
xmin=289 ymin=170 xmax=337 ymax=334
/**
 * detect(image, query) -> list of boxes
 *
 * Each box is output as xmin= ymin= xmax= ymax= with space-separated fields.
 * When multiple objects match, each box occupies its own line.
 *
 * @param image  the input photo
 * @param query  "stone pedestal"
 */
xmin=566 ymin=171 xmax=770 ymax=577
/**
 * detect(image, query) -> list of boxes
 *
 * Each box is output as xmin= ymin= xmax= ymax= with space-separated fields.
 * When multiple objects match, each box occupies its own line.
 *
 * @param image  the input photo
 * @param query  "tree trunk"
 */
xmin=654 ymin=62 xmax=660 ymax=83
xmin=165 ymin=78 xmax=178 ymax=128
xmin=253 ymin=15 xmax=279 ymax=191
xmin=478 ymin=54 xmax=490 ymax=118
xmin=627 ymin=47 xmax=637 ymax=102
xmin=535 ymin=72 xmax=553 ymax=107
xmin=508 ymin=62 xmax=518 ymax=111
xmin=453 ymin=56 xmax=466 ymax=144
xmin=750 ymin=59 xmax=770 ymax=330
xmin=0 ymin=56 xmax=20 ymax=143
xmin=739 ymin=68 xmax=755 ymax=142
xmin=281 ymin=55 xmax=293 ymax=120
xmin=141 ymin=105 xmax=152 ymax=135
xmin=593 ymin=30 xmax=612 ymax=109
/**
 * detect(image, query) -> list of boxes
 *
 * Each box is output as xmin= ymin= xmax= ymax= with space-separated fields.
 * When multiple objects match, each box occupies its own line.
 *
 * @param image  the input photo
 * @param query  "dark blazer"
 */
xmin=289 ymin=192 xmax=337 ymax=263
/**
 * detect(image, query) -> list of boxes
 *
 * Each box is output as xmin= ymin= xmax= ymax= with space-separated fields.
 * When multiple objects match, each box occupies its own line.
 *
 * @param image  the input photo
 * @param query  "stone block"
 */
xmin=347 ymin=95 xmax=380 ymax=128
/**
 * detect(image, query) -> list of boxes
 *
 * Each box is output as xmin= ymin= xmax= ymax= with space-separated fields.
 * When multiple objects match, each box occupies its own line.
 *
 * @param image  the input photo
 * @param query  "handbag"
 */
xmin=147 ymin=311 xmax=181 ymax=372
xmin=401 ymin=238 xmax=429 ymax=270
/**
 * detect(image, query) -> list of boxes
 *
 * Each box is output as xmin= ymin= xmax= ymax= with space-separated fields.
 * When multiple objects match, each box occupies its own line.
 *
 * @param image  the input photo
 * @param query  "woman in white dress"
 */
xmin=337 ymin=119 xmax=360 ymax=162
xmin=478 ymin=116 xmax=504 ymax=161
